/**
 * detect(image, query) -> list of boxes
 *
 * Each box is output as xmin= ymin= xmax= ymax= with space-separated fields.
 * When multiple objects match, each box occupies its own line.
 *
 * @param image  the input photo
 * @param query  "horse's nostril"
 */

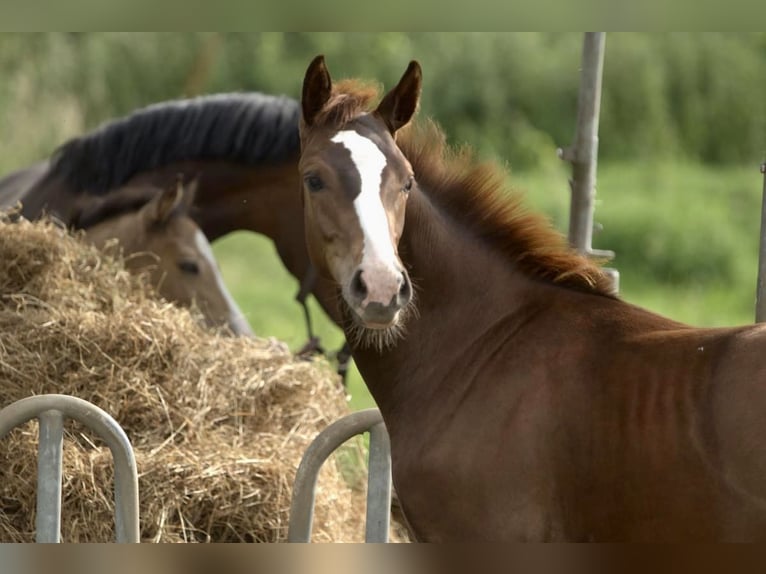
xmin=399 ymin=273 xmax=411 ymax=300
xmin=351 ymin=269 xmax=368 ymax=299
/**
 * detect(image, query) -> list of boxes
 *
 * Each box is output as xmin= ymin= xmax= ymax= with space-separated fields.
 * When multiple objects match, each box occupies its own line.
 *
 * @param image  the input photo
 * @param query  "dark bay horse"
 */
xmin=1 ymin=93 xmax=346 ymax=367
xmin=298 ymin=55 xmax=766 ymax=542
xmin=2 ymin=178 xmax=253 ymax=336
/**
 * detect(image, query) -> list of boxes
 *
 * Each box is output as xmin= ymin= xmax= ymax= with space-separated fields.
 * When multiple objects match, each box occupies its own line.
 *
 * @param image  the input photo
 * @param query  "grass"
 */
xmin=213 ymin=160 xmax=765 ymax=412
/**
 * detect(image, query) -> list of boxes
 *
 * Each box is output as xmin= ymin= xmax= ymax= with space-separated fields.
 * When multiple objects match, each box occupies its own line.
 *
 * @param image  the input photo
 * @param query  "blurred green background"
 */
xmin=0 ymin=33 xmax=764 ymax=410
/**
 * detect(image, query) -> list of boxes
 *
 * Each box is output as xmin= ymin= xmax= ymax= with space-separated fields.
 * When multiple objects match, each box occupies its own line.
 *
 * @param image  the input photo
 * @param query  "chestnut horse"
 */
xmin=0 ymin=93 xmax=348 ymax=370
xmin=298 ymin=55 xmax=766 ymax=542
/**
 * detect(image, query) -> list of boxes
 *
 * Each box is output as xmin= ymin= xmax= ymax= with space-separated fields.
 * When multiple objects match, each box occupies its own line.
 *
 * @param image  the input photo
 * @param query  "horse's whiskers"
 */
xmin=343 ymin=293 xmax=418 ymax=353
xmin=346 ymin=319 xmax=404 ymax=353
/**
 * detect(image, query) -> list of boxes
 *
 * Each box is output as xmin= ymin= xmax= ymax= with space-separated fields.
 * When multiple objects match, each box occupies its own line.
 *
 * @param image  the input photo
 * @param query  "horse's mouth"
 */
xmin=362 ymin=319 xmax=398 ymax=330
xmin=350 ymin=306 xmax=401 ymax=330
xmin=343 ymin=303 xmax=408 ymax=352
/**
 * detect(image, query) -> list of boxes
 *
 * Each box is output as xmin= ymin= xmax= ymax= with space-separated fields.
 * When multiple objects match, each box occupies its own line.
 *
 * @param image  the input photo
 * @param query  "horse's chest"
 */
xmin=388 ymin=405 xmax=561 ymax=541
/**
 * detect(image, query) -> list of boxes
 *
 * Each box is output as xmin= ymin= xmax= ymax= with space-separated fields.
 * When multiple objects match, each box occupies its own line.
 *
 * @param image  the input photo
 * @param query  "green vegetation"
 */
xmin=0 ymin=33 xmax=764 ymax=410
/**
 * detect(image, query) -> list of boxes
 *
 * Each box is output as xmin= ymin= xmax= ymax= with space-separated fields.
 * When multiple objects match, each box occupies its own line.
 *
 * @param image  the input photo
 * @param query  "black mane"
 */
xmin=50 ymin=92 xmax=301 ymax=195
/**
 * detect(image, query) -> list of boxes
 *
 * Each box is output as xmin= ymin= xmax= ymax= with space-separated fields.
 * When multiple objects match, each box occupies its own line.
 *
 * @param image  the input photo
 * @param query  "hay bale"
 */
xmin=0 ymin=216 xmax=376 ymax=542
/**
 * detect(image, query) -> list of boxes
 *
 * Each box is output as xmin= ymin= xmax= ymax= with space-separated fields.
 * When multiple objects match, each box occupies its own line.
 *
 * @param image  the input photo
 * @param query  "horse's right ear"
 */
xmin=302 ymin=55 xmax=332 ymax=127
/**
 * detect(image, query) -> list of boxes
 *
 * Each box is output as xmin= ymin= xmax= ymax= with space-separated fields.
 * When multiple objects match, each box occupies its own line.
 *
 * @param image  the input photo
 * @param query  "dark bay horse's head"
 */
xmin=82 ymin=181 xmax=254 ymax=337
xmin=299 ymin=55 xmax=421 ymax=335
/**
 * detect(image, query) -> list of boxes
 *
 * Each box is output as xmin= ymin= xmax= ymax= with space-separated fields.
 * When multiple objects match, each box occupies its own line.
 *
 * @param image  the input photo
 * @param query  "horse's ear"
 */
xmin=375 ymin=61 xmax=422 ymax=134
xmin=150 ymin=183 xmax=185 ymax=224
xmin=302 ymin=54 xmax=332 ymax=127
xmin=181 ymin=177 xmax=198 ymax=210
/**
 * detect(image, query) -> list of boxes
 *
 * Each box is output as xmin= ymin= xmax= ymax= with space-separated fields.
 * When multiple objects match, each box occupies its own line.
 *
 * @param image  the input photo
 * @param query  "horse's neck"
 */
xmin=131 ymin=160 xmax=305 ymax=247
xmin=127 ymin=161 xmax=289 ymax=237
xmin=351 ymin=188 xmax=536 ymax=417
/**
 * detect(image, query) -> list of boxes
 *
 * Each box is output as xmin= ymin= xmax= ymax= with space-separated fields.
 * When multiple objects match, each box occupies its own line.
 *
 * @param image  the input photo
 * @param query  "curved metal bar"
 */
xmin=0 ymin=394 xmax=140 ymax=543
xmin=288 ymin=408 xmax=391 ymax=542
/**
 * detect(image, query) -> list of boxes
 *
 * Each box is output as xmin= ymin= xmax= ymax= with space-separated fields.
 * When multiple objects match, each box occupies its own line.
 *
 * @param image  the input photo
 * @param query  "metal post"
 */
xmin=559 ymin=32 xmax=619 ymax=292
xmin=756 ymin=162 xmax=766 ymax=322
xmin=35 ymin=410 xmax=64 ymax=543
xmin=288 ymin=408 xmax=392 ymax=543
xmin=365 ymin=421 xmax=392 ymax=543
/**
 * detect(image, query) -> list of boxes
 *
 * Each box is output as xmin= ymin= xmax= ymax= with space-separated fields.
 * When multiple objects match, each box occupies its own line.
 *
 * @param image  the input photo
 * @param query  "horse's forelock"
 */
xmin=310 ymin=81 xmax=381 ymax=129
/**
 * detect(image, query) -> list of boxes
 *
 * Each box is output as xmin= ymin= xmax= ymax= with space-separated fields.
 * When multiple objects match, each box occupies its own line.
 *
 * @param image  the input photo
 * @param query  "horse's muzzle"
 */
xmin=347 ymin=268 xmax=412 ymax=328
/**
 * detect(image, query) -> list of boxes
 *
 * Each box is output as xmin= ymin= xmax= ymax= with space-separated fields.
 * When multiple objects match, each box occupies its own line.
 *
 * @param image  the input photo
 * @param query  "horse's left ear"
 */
xmin=302 ymin=54 xmax=332 ymax=127
xmin=150 ymin=182 xmax=185 ymax=224
xmin=375 ymin=61 xmax=422 ymax=134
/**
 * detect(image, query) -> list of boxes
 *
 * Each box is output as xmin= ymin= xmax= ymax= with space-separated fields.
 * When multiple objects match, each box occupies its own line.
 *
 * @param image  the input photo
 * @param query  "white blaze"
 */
xmin=194 ymin=230 xmax=254 ymax=336
xmin=331 ymin=130 xmax=401 ymax=306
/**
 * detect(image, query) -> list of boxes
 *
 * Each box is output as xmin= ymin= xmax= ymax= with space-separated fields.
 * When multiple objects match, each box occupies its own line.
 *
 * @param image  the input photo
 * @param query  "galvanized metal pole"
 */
xmin=756 ymin=162 xmax=766 ymax=322
xmin=35 ymin=410 xmax=64 ymax=543
xmin=559 ymin=32 xmax=619 ymax=292
xmin=365 ymin=421 xmax=392 ymax=542
xmin=565 ymin=32 xmax=605 ymax=253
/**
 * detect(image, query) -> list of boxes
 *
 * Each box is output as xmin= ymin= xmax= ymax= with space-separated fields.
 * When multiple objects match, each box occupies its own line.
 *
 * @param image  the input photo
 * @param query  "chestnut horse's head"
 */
xmin=299 ymin=55 xmax=421 ymax=340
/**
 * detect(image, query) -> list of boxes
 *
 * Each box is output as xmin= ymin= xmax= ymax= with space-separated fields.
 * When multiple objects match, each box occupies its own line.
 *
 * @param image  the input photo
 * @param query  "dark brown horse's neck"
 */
xmin=350 ymin=188 xmax=541 ymax=421
xmin=126 ymin=160 xmax=297 ymax=239
xmin=131 ymin=160 xmax=305 ymax=267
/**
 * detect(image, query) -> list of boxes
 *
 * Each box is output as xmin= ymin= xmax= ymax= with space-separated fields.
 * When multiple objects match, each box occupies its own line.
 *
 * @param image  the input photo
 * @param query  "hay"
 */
xmin=0 ymin=215 xmax=377 ymax=542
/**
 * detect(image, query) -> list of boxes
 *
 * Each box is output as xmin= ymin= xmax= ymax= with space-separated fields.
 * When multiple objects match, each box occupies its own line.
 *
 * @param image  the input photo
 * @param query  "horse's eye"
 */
xmin=305 ymin=174 xmax=324 ymax=192
xmin=178 ymin=260 xmax=200 ymax=275
xmin=403 ymin=177 xmax=414 ymax=193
